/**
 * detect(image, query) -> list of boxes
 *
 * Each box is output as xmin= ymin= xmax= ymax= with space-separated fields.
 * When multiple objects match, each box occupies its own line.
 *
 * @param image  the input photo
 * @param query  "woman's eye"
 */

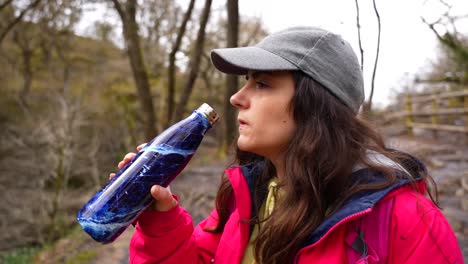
xmin=256 ymin=81 xmax=269 ymax=89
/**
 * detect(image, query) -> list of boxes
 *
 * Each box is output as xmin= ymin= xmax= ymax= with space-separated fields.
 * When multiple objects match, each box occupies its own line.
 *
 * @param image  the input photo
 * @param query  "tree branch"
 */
xmin=166 ymin=0 xmax=196 ymax=125
xmin=174 ymin=0 xmax=213 ymax=121
xmin=125 ymin=0 xmax=137 ymax=20
xmin=438 ymin=0 xmax=451 ymax=9
xmin=369 ymin=0 xmax=381 ymax=112
xmin=0 ymin=0 xmax=14 ymax=11
xmin=241 ymin=19 xmax=261 ymax=46
xmin=421 ymin=16 xmax=444 ymax=43
xmin=354 ymin=0 xmax=364 ymax=71
xmin=110 ymin=0 xmax=125 ymax=20
xmin=0 ymin=0 xmax=42 ymax=44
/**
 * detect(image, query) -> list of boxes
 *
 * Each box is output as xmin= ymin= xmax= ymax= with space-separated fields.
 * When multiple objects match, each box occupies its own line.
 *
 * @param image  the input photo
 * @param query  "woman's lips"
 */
xmin=238 ymin=118 xmax=248 ymax=130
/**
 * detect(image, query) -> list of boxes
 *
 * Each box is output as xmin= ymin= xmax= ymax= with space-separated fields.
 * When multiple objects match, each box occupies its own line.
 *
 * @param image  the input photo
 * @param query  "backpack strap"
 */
xmin=346 ymin=196 xmax=395 ymax=264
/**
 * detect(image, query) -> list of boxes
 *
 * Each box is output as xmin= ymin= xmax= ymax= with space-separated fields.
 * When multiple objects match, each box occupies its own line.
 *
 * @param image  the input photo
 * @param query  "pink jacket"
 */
xmin=129 ymin=165 xmax=463 ymax=263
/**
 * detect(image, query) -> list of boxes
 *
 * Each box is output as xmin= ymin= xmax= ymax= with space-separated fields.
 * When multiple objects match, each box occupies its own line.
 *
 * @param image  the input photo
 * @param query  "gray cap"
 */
xmin=211 ymin=26 xmax=364 ymax=113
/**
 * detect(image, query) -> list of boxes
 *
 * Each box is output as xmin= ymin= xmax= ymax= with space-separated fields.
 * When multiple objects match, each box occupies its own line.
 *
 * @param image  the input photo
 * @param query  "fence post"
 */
xmin=431 ymin=97 xmax=438 ymax=139
xmin=405 ymin=93 xmax=413 ymax=136
xmin=465 ymin=93 xmax=468 ymax=143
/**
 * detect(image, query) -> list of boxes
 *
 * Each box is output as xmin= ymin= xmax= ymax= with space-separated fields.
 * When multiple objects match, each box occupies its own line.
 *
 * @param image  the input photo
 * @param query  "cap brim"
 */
xmin=211 ymin=47 xmax=298 ymax=75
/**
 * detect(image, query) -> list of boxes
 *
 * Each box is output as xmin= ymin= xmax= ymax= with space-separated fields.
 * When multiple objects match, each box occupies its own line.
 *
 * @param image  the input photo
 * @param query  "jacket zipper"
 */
xmin=293 ymin=208 xmax=372 ymax=264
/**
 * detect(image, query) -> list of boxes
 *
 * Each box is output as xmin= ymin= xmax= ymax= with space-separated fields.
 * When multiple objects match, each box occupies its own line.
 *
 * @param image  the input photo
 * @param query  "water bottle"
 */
xmin=77 ymin=103 xmax=219 ymax=243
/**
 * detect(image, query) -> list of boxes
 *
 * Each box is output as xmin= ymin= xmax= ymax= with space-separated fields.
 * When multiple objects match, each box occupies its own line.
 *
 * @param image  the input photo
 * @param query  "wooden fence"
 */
xmin=384 ymin=88 xmax=468 ymax=138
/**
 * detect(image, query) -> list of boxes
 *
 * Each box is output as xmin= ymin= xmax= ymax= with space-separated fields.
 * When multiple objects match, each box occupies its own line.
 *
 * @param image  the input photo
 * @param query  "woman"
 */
xmin=115 ymin=27 xmax=463 ymax=263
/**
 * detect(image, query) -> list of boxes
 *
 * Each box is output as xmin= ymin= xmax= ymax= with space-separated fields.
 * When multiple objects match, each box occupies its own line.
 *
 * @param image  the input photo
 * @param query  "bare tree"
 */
xmin=6 ymin=0 xmax=82 ymax=106
xmin=224 ymin=0 xmax=239 ymax=151
xmin=92 ymin=21 xmax=114 ymax=43
xmin=13 ymin=1 xmax=83 ymax=242
xmin=111 ymin=0 xmax=158 ymax=138
xmin=0 ymin=0 xmax=14 ymax=11
xmin=139 ymin=0 xmax=179 ymax=78
xmin=421 ymin=1 xmax=468 ymax=84
xmin=354 ymin=0 xmax=382 ymax=114
xmin=354 ymin=0 xmax=364 ymax=71
xmin=0 ymin=0 xmax=41 ymax=44
xmin=11 ymin=23 xmax=36 ymax=106
xmin=167 ymin=0 xmax=196 ymax=126
xmin=0 ymin=90 xmax=88 ymax=245
xmin=173 ymin=0 xmax=213 ymax=121
xmin=239 ymin=17 xmax=265 ymax=46
xmin=48 ymin=2 xmax=82 ymax=95
xmin=367 ymin=0 xmax=382 ymax=113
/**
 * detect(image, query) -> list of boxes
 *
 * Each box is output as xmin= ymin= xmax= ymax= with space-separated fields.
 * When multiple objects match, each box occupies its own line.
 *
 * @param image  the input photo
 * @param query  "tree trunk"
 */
xmin=112 ymin=0 xmax=158 ymax=138
xmin=167 ymin=0 xmax=196 ymax=127
xmin=224 ymin=0 xmax=239 ymax=151
xmin=367 ymin=0 xmax=382 ymax=114
xmin=48 ymin=142 xmax=65 ymax=243
xmin=173 ymin=0 xmax=212 ymax=121
xmin=20 ymin=48 xmax=33 ymax=103
xmin=55 ymin=41 xmax=71 ymax=96
xmin=12 ymin=29 xmax=33 ymax=106
xmin=354 ymin=0 xmax=364 ymax=71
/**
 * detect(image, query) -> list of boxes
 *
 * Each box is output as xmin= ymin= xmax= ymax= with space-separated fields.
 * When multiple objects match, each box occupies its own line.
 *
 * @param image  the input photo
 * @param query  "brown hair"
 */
xmin=207 ymin=71 xmax=436 ymax=263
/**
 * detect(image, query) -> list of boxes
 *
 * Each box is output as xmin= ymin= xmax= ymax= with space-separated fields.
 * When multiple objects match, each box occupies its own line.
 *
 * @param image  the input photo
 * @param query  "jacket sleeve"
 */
xmin=129 ymin=205 xmax=222 ymax=264
xmin=389 ymin=192 xmax=464 ymax=264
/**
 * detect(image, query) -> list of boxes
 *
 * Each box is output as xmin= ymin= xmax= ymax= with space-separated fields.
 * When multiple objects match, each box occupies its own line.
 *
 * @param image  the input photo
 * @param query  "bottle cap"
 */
xmin=197 ymin=103 xmax=220 ymax=125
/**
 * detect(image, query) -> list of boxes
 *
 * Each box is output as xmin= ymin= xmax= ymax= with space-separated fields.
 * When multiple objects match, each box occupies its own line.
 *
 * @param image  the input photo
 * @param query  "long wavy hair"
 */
xmin=207 ymin=71 xmax=436 ymax=263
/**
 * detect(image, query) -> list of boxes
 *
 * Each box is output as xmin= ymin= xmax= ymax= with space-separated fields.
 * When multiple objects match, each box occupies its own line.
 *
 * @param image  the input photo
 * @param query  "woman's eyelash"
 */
xmin=245 ymin=74 xmax=269 ymax=88
xmin=256 ymin=81 xmax=269 ymax=88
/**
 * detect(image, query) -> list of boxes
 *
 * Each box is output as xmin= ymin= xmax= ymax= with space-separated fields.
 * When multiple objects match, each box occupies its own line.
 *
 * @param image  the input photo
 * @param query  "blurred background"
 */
xmin=0 ymin=0 xmax=467 ymax=263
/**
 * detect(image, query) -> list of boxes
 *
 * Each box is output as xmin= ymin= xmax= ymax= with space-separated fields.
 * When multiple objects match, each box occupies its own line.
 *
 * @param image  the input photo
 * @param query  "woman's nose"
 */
xmin=230 ymin=86 xmax=248 ymax=109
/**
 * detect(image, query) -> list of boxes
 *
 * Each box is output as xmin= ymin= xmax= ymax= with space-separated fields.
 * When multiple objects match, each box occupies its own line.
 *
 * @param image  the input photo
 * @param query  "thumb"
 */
xmin=150 ymin=185 xmax=178 ymax=212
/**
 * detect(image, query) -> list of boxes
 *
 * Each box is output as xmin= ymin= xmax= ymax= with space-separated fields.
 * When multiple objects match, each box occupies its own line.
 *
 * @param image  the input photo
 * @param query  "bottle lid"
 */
xmin=197 ymin=103 xmax=220 ymax=125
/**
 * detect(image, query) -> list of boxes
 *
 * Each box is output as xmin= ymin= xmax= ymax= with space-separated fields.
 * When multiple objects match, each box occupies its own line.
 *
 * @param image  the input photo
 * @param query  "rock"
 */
xmin=442 ymin=207 xmax=468 ymax=232
xmin=461 ymin=198 xmax=468 ymax=211
xmin=455 ymin=188 xmax=465 ymax=198
xmin=448 ymin=219 xmax=463 ymax=233
xmin=429 ymin=158 xmax=445 ymax=168
xmin=461 ymin=177 xmax=468 ymax=192
xmin=439 ymin=196 xmax=461 ymax=208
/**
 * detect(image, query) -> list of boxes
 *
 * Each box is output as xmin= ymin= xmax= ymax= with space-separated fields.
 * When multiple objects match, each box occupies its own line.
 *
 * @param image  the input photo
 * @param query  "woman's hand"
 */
xmin=109 ymin=143 xmax=178 ymax=212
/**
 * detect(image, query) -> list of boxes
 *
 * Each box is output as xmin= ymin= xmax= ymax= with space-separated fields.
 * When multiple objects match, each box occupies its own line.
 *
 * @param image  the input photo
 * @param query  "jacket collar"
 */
xmin=228 ymin=154 xmax=426 ymax=248
xmin=303 ymin=169 xmax=416 ymax=247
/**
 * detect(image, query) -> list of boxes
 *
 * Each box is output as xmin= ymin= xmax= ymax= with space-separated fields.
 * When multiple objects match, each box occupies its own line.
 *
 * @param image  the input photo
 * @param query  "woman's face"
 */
xmin=230 ymin=71 xmax=296 ymax=161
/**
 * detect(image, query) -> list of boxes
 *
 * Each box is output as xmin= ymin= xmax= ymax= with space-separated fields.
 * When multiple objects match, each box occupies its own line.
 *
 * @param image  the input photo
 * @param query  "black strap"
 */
xmin=352 ymin=229 xmax=368 ymax=258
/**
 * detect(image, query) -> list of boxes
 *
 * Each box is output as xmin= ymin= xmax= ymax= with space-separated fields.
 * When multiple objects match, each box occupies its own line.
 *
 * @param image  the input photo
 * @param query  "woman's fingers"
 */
xmin=123 ymin=152 xmax=136 ymax=162
xmin=115 ymin=143 xmax=146 ymax=171
xmin=118 ymin=152 xmax=136 ymax=169
xmin=150 ymin=185 xmax=178 ymax=212
xmin=112 ymin=144 xmax=179 ymax=212
xmin=137 ymin=143 xmax=147 ymax=151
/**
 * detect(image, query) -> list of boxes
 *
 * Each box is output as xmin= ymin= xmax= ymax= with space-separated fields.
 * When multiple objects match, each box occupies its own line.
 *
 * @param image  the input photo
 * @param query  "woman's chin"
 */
xmin=237 ymin=140 xmax=253 ymax=153
xmin=237 ymin=140 xmax=264 ymax=157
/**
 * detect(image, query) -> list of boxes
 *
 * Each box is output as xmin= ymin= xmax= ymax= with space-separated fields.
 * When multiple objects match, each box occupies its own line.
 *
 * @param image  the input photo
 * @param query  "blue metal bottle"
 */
xmin=77 ymin=103 xmax=219 ymax=243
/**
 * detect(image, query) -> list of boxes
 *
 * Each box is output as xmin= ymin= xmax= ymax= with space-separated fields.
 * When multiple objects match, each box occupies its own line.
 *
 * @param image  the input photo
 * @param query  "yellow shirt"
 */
xmin=241 ymin=178 xmax=278 ymax=264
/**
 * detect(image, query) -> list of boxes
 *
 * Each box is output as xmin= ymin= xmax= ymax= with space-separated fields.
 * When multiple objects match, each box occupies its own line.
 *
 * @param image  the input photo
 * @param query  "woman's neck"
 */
xmin=270 ymin=155 xmax=285 ymax=180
